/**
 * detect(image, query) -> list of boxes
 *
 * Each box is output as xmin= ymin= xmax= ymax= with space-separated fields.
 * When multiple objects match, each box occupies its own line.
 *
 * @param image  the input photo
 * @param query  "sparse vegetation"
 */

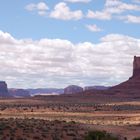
xmin=0 ymin=97 xmax=139 ymax=139
xmin=133 ymin=138 xmax=140 ymax=140
xmin=85 ymin=130 xmax=118 ymax=140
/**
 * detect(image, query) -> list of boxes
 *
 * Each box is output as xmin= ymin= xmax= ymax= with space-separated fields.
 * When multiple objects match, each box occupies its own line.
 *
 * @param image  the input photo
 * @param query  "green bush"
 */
xmin=85 ymin=130 xmax=118 ymax=140
xmin=133 ymin=138 xmax=140 ymax=140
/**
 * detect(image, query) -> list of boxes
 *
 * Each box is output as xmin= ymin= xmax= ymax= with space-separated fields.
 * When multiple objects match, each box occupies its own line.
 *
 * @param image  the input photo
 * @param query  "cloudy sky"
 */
xmin=0 ymin=0 xmax=140 ymax=88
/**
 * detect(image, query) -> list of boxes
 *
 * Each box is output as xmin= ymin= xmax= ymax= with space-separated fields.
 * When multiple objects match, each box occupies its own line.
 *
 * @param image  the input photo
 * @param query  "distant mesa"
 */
xmin=0 ymin=81 xmax=11 ymax=97
xmin=64 ymin=85 xmax=83 ymax=94
xmin=85 ymin=86 xmax=109 ymax=91
xmin=9 ymin=89 xmax=30 ymax=98
xmin=111 ymin=56 xmax=140 ymax=93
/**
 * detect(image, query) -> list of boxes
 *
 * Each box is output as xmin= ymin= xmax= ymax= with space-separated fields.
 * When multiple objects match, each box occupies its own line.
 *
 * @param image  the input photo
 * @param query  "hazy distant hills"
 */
xmin=27 ymin=88 xmax=64 ymax=96
xmin=27 ymin=86 xmax=109 ymax=96
xmin=85 ymin=86 xmax=109 ymax=91
xmin=9 ymin=89 xmax=30 ymax=97
xmin=0 ymin=81 xmax=109 ymax=97
xmin=0 ymin=80 xmax=110 ymax=97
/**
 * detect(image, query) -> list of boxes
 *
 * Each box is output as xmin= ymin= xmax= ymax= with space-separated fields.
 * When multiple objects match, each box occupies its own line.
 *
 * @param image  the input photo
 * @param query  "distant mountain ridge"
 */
xmin=27 ymin=88 xmax=64 ymax=96
xmin=9 ymin=89 xmax=30 ymax=97
xmin=84 ymin=86 xmax=109 ymax=91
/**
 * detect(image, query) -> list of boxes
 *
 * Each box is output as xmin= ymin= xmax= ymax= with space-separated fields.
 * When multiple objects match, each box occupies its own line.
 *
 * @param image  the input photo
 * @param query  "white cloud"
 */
xmin=86 ymin=0 xmax=140 ymax=21
xmin=105 ymin=0 xmax=140 ymax=14
xmin=121 ymin=15 xmax=140 ymax=23
xmin=86 ymin=24 xmax=102 ymax=32
xmin=133 ymin=0 xmax=140 ymax=3
xmin=87 ymin=9 xmax=111 ymax=20
xmin=0 ymin=31 xmax=140 ymax=88
xmin=50 ymin=2 xmax=83 ymax=20
xmin=64 ymin=0 xmax=91 ymax=3
xmin=25 ymin=2 xmax=49 ymax=16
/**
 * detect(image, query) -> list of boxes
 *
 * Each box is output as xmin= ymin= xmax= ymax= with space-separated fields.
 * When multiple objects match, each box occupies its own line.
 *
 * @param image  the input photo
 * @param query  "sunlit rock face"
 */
xmin=64 ymin=85 xmax=83 ymax=94
xmin=0 ymin=81 xmax=11 ymax=97
xmin=111 ymin=56 xmax=140 ymax=92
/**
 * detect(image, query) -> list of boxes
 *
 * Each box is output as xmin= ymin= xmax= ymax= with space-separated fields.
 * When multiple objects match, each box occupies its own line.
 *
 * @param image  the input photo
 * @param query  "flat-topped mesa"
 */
xmin=132 ymin=56 xmax=140 ymax=78
xmin=64 ymin=85 xmax=83 ymax=94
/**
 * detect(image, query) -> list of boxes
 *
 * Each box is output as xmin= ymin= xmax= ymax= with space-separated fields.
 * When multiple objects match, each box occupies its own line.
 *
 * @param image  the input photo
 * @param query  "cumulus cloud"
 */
xmin=105 ymin=0 xmax=140 ymax=14
xmin=86 ymin=24 xmax=102 ymax=32
xmin=25 ymin=2 xmax=49 ymax=16
xmin=86 ymin=0 xmax=140 ymax=21
xmin=120 ymin=15 xmax=140 ymax=23
xmin=0 ymin=30 xmax=140 ymax=88
xmin=50 ymin=2 xmax=83 ymax=20
xmin=87 ymin=10 xmax=111 ymax=20
xmin=64 ymin=0 xmax=91 ymax=3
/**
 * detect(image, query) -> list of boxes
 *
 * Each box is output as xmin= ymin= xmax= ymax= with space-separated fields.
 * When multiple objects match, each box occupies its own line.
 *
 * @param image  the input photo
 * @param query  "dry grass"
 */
xmin=0 ymin=96 xmax=140 ymax=139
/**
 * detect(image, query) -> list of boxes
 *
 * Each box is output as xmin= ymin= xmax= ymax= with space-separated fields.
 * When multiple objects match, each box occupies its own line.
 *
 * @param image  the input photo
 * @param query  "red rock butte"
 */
xmin=111 ymin=56 xmax=140 ymax=92
xmin=131 ymin=56 xmax=140 ymax=79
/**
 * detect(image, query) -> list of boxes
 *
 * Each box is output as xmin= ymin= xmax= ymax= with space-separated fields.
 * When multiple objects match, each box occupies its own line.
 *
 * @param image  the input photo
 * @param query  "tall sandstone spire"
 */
xmin=132 ymin=56 xmax=140 ymax=78
xmin=111 ymin=56 xmax=140 ymax=92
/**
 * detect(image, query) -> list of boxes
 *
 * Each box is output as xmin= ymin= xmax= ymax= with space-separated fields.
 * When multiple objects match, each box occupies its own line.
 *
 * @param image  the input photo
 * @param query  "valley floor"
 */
xmin=0 ymin=95 xmax=140 ymax=140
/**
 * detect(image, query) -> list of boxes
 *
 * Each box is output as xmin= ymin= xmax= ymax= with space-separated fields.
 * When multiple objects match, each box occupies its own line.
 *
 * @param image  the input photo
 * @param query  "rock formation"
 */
xmin=64 ymin=85 xmax=83 ymax=94
xmin=0 ymin=81 xmax=11 ymax=97
xmin=131 ymin=56 xmax=140 ymax=79
xmin=111 ymin=56 xmax=140 ymax=93
xmin=9 ymin=89 xmax=31 ymax=97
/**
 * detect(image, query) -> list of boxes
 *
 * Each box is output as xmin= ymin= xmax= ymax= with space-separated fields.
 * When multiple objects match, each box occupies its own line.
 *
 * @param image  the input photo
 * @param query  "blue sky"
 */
xmin=0 ymin=0 xmax=139 ymax=43
xmin=0 ymin=0 xmax=140 ymax=88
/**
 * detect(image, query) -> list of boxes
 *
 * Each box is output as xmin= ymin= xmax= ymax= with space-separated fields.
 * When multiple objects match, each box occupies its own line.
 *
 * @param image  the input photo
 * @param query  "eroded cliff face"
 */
xmin=110 ymin=56 xmax=140 ymax=93
xmin=0 ymin=81 xmax=11 ymax=97
xmin=132 ymin=56 xmax=140 ymax=78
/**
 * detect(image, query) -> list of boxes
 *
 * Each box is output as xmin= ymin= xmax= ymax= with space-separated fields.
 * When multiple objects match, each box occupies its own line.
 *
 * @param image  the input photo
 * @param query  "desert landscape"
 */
xmin=0 ymin=0 xmax=140 ymax=139
xmin=0 ymin=96 xmax=140 ymax=140
xmin=0 ymin=56 xmax=140 ymax=139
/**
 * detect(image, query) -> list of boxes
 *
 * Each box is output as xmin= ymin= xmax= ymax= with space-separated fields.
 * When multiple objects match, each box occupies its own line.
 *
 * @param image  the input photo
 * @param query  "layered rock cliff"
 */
xmin=131 ymin=56 xmax=140 ymax=79
xmin=0 ymin=81 xmax=11 ymax=97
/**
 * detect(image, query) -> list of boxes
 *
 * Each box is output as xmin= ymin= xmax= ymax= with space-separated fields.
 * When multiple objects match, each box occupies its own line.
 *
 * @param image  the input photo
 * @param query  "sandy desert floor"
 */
xmin=0 ymin=96 xmax=140 ymax=140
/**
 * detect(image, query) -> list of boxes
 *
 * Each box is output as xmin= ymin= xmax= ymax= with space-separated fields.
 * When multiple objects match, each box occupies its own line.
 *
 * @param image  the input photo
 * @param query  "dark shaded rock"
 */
xmin=9 ymin=89 xmax=30 ymax=97
xmin=0 ymin=81 xmax=11 ymax=97
xmin=64 ymin=85 xmax=83 ymax=94
xmin=131 ymin=56 xmax=140 ymax=78
xmin=110 ymin=56 xmax=140 ymax=93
